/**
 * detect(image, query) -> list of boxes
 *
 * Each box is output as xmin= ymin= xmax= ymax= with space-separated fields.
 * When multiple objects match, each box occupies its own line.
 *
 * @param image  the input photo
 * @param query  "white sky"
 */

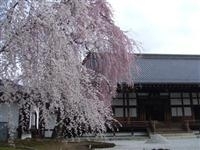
xmin=108 ymin=0 xmax=200 ymax=54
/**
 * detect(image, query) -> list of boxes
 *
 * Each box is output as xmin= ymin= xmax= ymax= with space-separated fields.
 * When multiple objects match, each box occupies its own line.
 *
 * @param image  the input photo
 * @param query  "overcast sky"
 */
xmin=108 ymin=0 xmax=200 ymax=55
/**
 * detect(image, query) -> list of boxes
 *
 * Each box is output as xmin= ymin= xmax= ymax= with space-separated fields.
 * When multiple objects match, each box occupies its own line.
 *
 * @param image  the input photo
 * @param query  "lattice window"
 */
xmin=171 ymin=107 xmax=183 ymax=117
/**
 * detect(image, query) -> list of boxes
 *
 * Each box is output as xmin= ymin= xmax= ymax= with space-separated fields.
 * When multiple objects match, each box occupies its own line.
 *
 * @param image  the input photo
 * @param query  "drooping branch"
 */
xmin=0 ymin=0 xmax=136 ymax=137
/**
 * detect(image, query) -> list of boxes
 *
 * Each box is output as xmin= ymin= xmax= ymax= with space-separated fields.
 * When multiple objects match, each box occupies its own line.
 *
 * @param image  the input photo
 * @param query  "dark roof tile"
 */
xmin=133 ymin=54 xmax=200 ymax=83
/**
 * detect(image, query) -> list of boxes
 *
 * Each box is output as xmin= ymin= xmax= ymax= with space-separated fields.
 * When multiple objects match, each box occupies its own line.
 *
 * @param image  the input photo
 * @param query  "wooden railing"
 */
xmin=184 ymin=120 xmax=200 ymax=131
xmin=117 ymin=120 xmax=151 ymax=129
xmin=115 ymin=119 xmax=200 ymax=133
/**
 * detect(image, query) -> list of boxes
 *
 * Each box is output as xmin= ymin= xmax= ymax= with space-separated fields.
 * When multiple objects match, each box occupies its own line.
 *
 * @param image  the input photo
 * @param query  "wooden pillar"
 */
xmin=165 ymin=92 xmax=171 ymax=127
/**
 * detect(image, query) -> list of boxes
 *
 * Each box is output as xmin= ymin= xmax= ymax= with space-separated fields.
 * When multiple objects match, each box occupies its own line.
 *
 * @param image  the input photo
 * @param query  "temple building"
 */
xmin=112 ymin=54 xmax=200 ymax=132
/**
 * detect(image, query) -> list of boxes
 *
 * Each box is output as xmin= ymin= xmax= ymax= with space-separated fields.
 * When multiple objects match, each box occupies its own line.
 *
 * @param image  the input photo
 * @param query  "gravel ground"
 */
xmin=99 ymin=137 xmax=200 ymax=150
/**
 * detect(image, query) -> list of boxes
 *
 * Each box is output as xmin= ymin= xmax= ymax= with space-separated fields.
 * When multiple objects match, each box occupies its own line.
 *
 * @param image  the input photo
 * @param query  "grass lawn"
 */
xmin=0 ymin=148 xmax=20 ymax=150
xmin=0 ymin=139 xmax=115 ymax=150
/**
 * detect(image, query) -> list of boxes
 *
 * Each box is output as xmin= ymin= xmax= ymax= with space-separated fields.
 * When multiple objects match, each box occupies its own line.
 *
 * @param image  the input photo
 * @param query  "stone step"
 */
xmin=161 ymin=134 xmax=196 ymax=139
xmin=159 ymin=132 xmax=196 ymax=138
xmin=154 ymin=127 xmax=189 ymax=135
xmin=156 ymin=128 xmax=184 ymax=131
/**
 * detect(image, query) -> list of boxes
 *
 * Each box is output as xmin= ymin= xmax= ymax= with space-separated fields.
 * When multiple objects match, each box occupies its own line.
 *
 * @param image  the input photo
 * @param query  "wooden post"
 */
xmin=185 ymin=120 xmax=190 ymax=132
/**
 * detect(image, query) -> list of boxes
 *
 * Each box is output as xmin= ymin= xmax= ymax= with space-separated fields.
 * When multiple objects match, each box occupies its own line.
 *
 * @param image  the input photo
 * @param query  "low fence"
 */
xmin=117 ymin=120 xmax=151 ymax=131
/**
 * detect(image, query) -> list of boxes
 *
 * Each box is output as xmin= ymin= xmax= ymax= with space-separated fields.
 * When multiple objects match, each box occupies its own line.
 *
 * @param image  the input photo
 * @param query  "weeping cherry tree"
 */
xmin=0 ymin=0 xmax=136 ymax=138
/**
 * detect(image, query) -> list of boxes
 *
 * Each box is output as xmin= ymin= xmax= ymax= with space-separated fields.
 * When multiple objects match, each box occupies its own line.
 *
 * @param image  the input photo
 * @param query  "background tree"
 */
xmin=0 ymin=0 xmax=136 ymax=137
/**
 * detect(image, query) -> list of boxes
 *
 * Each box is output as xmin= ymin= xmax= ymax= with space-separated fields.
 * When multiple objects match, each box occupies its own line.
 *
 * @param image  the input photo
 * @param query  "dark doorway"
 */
xmin=138 ymin=93 xmax=168 ymax=121
xmin=194 ymin=106 xmax=200 ymax=120
xmin=140 ymin=94 xmax=166 ymax=121
xmin=145 ymin=104 xmax=164 ymax=121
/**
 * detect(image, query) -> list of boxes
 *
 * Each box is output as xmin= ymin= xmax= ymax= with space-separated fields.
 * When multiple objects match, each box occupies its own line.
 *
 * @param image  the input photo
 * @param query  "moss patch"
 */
xmin=0 ymin=139 xmax=115 ymax=150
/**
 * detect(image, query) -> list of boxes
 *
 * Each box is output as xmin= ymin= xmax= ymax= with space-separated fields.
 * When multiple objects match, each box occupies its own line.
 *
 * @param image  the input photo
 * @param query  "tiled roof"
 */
xmin=133 ymin=54 xmax=200 ymax=83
